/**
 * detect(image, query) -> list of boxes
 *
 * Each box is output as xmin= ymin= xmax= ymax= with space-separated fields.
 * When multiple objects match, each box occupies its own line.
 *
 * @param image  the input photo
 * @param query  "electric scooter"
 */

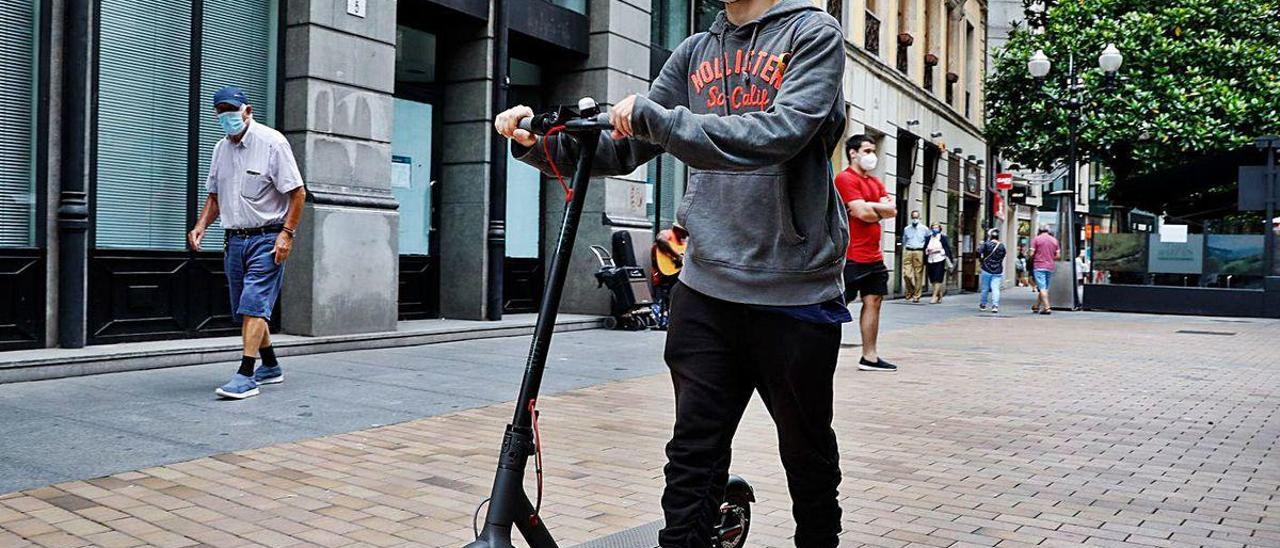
xmin=464 ymin=97 xmax=754 ymax=548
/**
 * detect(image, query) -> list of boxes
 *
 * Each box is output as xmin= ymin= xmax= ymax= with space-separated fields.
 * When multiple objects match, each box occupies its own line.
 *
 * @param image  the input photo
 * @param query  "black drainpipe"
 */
xmin=485 ymin=0 xmax=509 ymax=320
xmin=57 ymin=0 xmax=94 ymax=348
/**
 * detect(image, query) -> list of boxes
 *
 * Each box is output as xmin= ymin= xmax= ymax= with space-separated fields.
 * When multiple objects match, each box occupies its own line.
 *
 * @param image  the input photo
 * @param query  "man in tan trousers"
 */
xmin=901 ymin=210 xmax=929 ymax=302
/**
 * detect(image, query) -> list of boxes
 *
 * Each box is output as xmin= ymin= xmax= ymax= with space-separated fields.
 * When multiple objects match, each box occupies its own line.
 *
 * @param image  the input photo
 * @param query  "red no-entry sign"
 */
xmin=995 ymin=172 xmax=1014 ymax=190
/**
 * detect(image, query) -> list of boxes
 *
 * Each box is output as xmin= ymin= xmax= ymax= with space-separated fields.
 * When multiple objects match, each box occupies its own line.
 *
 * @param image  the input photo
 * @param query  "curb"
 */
xmin=0 ymin=317 xmax=604 ymax=384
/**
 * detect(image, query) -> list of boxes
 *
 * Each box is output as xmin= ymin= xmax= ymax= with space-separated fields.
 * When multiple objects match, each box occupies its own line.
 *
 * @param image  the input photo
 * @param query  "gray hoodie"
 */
xmin=516 ymin=0 xmax=847 ymax=306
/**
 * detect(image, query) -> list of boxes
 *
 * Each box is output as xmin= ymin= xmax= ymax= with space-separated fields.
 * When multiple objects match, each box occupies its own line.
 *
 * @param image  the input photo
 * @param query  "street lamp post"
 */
xmin=1028 ymin=44 xmax=1122 ymax=310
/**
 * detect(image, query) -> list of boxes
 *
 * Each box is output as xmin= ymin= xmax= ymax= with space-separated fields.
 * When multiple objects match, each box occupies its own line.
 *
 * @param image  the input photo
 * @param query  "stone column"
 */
xmin=545 ymin=0 xmax=653 ymax=315
xmin=279 ymin=0 xmax=399 ymax=336
xmin=438 ymin=29 xmax=494 ymax=320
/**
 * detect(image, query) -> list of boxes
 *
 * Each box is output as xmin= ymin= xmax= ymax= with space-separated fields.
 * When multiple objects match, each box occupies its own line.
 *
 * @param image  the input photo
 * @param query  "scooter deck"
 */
xmin=570 ymin=520 xmax=663 ymax=548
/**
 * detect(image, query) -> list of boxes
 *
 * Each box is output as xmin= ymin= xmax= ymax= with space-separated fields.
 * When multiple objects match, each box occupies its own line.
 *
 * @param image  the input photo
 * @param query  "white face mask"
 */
xmin=858 ymin=152 xmax=878 ymax=171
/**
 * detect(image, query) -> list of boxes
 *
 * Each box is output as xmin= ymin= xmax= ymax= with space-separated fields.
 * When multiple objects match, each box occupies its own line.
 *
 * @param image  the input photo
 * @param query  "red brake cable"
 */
xmin=541 ymin=125 xmax=574 ymax=203
xmin=528 ymin=398 xmax=545 ymax=525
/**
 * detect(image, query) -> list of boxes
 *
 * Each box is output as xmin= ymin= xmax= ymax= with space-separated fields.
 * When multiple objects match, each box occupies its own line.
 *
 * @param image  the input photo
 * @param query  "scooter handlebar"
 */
xmin=517 ymin=112 xmax=612 ymax=135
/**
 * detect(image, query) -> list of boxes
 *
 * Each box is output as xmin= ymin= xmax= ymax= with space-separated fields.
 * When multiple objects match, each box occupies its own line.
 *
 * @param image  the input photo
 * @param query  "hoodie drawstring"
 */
xmin=718 ymin=24 xmax=761 ymax=117
xmin=717 ymin=34 xmax=730 ymax=116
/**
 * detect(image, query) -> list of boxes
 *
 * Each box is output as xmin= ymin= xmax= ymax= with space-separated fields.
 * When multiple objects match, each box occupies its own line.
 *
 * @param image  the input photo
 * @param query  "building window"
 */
xmin=653 ymin=0 xmax=696 ymax=232
xmin=695 ymin=0 xmax=721 ymax=33
xmin=895 ymin=0 xmax=912 ymax=75
xmin=945 ymin=4 xmax=957 ymax=107
xmin=506 ymin=58 xmax=543 ymax=260
xmin=865 ymin=3 xmax=881 ymax=56
xmin=923 ymin=0 xmax=938 ymax=93
xmin=946 ymin=71 xmax=958 ymax=105
xmin=95 ymin=0 xmax=278 ymax=251
xmin=393 ymin=27 xmax=437 ymax=258
xmin=0 ymin=0 xmax=38 ymax=248
xmin=196 ymin=0 xmax=279 ymax=251
xmin=647 ymin=156 xmax=687 ymax=232
xmin=965 ymin=20 xmax=977 ymax=120
xmin=653 ymin=0 xmax=691 ymax=51
xmin=546 ymin=0 xmax=587 ymax=15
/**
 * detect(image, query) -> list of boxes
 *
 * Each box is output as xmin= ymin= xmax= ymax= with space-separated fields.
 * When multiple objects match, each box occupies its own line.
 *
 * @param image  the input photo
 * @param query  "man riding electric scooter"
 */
xmin=495 ymin=1 xmax=849 ymax=546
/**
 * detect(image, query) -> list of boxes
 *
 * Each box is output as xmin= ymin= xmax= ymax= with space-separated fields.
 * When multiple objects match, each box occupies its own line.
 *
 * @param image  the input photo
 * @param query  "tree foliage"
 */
xmin=986 ymin=0 xmax=1280 ymax=200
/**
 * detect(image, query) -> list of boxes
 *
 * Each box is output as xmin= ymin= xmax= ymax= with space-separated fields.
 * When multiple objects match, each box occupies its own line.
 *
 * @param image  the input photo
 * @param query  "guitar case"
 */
xmin=611 ymin=230 xmax=639 ymax=267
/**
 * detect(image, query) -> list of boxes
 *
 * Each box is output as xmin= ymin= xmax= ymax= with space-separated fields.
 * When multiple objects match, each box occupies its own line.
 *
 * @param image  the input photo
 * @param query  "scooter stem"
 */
xmin=468 ymin=127 xmax=602 ymax=548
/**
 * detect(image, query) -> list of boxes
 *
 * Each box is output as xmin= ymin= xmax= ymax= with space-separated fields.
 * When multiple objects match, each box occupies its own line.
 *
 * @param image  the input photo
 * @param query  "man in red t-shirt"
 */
xmin=834 ymin=134 xmax=898 ymax=372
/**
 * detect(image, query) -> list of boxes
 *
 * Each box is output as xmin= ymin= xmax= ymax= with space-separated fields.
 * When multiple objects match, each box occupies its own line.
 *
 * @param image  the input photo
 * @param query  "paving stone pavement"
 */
xmin=1 ymin=298 xmax=1278 ymax=547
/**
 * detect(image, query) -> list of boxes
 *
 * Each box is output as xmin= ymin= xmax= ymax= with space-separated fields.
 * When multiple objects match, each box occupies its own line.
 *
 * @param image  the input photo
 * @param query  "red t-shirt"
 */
xmin=834 ymin=167 xmax=887 ymax=262
xmin=1032 ymin=233 xmax=1060 ymax=271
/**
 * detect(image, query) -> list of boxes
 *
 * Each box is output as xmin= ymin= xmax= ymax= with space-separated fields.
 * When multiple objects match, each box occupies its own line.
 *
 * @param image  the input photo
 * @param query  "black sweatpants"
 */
xmin=659 ymin=283 xmax=843 ymax=548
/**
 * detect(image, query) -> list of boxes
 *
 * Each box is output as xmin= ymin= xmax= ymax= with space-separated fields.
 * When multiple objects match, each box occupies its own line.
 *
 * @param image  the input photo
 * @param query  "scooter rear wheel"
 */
xmin=714 ymin=482 xmax=752 ymax=548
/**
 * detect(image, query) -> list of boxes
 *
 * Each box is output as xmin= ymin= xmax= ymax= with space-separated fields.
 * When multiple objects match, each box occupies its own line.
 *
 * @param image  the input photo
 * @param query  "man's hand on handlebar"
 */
xmin=494 ymin=105 xmax=537 ymax=147
xmin=609 ymin=95 xmax=636 ymax=140
xmin=494 ymin=96 xmax=638 ymax=144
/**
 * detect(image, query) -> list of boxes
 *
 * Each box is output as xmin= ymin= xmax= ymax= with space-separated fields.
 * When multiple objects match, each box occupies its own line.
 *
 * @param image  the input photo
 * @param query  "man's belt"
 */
xmin=225 ymin=224 xmax=284 ymax=238
xmin=905 ymin=247 xmax=925 ymax=251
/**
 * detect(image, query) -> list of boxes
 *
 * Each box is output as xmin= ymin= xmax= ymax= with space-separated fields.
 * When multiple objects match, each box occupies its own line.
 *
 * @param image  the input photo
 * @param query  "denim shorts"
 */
xmin=225 ymin=232 xmax=285 ymax=323
xmin=1033 ymin=269 xmax=1053 ymax=291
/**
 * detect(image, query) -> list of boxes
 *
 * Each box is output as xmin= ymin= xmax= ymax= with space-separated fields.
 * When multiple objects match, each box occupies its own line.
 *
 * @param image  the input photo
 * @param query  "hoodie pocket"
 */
xmin=682 ymin=169 xmax=811 ymax=271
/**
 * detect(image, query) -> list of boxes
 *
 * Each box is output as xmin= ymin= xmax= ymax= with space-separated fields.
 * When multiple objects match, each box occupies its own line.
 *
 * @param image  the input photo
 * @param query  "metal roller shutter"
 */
xmin=197 ymin=0 xmax=277 ymax=250
xmin=94 ymin=0 xmax=192 ymax=250
xmin=0 ymin=1 xmax=37 ymax=247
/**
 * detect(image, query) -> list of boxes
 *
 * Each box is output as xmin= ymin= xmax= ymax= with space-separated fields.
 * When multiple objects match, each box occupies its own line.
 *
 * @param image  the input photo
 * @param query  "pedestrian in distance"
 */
xmin=923 ymin=222 xmax=953 ymax=304
xmin=494 ymin=1 xmax=851 ymax=545
xmin=977 ymin=229 xmax=1007 ymax=314
xmin=1030 ymin=225 xmax=1061 ymax=314
xmin=901 ymin=210 xmax=930 ymax=302
xmin=1015 ymin=249 xmax=1028 ymax=287
xmin=188 ymin=86 xmax=306 ymax=400
xmin=836 ymin=134 xmax=898 ymax=372
xmin=1076 ymin=249 xmax=1091 ymax=286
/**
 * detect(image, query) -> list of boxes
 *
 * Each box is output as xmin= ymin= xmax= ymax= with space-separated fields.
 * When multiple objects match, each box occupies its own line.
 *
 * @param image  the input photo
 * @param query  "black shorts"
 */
xmin=844 ymin=261 xmax=889 ymax=300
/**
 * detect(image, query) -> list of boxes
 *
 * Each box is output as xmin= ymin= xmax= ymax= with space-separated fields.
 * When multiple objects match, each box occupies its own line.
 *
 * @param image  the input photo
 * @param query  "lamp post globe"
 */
xmin=1098 ymin=43 xmax=1123 ymax=73
xmin=1028 ymin=49 xmax=1051 ymax=78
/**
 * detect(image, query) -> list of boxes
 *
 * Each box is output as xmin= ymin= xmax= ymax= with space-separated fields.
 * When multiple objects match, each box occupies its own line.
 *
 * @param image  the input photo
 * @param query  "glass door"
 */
xmin=393 ymin=25 xmax=440 ymax=319
xmin=392 ymin=99 xmax=432 ymax=257
xmin=503 ymin=58 xmax=546 ymax=313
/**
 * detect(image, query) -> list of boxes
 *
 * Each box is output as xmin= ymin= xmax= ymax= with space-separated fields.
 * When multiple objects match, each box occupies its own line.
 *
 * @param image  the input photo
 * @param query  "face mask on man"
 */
xmin=911 ymin=217 xmax=920 ymax=226
xmin=218 ymin=107 xmax=248 ymax=136
xmin=858 ymin=152 xmax=878 ymax=171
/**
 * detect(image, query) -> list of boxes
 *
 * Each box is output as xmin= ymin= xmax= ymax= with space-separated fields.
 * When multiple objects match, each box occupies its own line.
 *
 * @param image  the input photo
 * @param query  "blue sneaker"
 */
xmin=253 ymin=365 xmax=284 ymax=385
xmin=215 ymin=374 xmax=260 ymax=399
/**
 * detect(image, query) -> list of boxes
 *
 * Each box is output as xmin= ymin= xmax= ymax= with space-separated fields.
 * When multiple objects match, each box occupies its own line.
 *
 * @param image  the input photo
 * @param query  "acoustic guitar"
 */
xmin=654 ymin=238 xmax=687 ymax=277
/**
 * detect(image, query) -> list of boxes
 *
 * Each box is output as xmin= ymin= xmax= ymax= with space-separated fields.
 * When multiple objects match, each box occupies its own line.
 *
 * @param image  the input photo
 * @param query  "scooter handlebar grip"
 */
xmin=517 ymin=117 xmax=534 ymax=133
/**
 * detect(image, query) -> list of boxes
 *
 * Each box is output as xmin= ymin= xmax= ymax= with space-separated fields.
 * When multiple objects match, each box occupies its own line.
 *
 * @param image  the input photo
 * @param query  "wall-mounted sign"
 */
xmin=347 ymin=0 xmax=366 ymax=18
xmin=995 ymin=172 xmax=1014 ymax=190
xmin=391 ymin=155 xmax=411 ymax=189
xmin=1148 ymin=234 xmax=1203 ymax=274
xmin=1093 ymin=233 xmax=1147 ymax=273
xmin=1159 ymin=224 xmax=1188 ymax=243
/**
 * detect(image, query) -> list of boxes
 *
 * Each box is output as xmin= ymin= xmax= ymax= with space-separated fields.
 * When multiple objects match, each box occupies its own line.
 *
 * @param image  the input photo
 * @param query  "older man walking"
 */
xmin=1030 ymin=225 xmax=1060 ymax=315
xmin=188 ymin=86 xmax=306 ymax=400
xmin=901 ymin=210 xmax=929 ymax=302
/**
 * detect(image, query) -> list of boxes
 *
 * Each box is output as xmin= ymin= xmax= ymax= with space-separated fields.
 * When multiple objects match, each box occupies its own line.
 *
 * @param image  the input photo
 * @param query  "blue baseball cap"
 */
xmin=212 ymin=86 xmax=249 ymax=108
